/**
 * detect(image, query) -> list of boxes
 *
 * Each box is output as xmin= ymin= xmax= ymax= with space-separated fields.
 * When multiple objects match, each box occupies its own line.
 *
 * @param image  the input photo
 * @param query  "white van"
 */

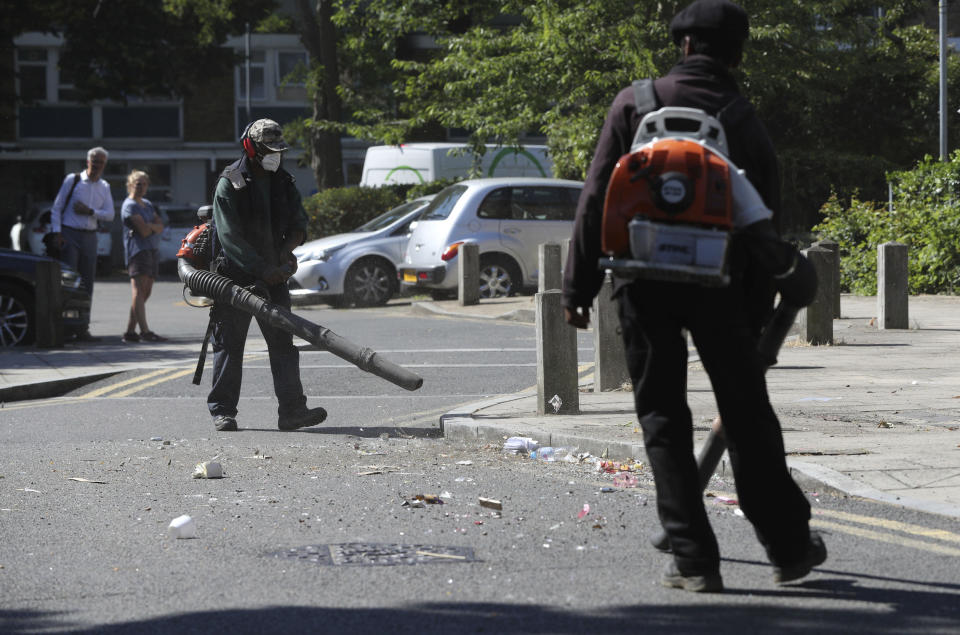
xmin=359 ymin=143 xmax=553 ymax=187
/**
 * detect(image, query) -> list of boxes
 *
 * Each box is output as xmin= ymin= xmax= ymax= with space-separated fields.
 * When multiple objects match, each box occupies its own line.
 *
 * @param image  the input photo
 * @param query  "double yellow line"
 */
xmin=812 ymin=508 xmax=960 ymax=557
xmin=79 ymin=367 xmax=195 ymax=399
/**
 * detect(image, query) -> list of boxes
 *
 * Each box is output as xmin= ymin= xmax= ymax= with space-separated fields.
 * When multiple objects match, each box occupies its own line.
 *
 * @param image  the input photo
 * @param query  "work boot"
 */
xmin=213 ymin=415 xmax=238 ymax=432
xmin=661 ymin=562 xmax=723 ymax=593
xmin=773 ymin=531 xmax=827 ymax=584
xmin=278 ymin=406 xmax=327 ymax=431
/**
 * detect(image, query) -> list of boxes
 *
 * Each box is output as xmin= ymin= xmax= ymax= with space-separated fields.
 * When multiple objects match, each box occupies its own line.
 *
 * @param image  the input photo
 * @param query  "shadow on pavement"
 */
xmin=3 ymin=587 xmax=960 ymax=634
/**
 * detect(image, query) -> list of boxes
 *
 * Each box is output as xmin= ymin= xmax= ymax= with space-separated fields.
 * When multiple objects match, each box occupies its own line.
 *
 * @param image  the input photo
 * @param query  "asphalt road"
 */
xmin=1 ymin=281 xmax=959 ymax=633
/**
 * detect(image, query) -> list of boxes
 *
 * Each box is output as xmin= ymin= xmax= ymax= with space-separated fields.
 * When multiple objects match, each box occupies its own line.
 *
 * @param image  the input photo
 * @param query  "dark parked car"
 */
xmin=0 ymin=248 xmax=91 ymax=347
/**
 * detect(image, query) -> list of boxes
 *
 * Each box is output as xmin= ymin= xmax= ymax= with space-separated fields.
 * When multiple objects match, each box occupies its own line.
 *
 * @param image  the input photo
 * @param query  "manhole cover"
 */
xmin=268 ymin=542 xmax=476 ymax=566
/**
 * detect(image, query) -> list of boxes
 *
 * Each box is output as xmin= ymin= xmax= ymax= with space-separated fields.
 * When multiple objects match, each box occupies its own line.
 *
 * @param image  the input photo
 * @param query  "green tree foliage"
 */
xmin=328 ymin=0 xmax=955 ymax=233
xmin=814 ymin=153 xmax=960 ymax=295
xmin=2 ymin=0 xmax=275 ymax=103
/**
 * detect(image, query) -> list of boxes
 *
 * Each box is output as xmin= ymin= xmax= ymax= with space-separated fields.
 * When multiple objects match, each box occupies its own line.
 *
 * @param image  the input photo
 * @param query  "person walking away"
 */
xmin=562 ymin=0 xmax=825 ymax=592
xmin=49 ymin=147 xmax=115 ymax=342
xmin=121 ymin=170 xmax=167 ymax=343
xmin=206 ymin=118 xmax=327 ymax=433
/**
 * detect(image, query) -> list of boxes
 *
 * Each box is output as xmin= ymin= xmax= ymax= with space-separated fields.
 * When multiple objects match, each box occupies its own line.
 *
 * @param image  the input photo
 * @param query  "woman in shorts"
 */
xmin=121 ymin=170 xmax=167 ymax=343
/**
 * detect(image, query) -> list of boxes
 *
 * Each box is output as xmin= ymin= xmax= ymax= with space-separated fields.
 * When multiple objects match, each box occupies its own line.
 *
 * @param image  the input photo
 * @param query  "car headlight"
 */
xmin=60 ymin=268 xmax=81 ymax=289
xmin=296 ymin=243 xmax=345 ymax=263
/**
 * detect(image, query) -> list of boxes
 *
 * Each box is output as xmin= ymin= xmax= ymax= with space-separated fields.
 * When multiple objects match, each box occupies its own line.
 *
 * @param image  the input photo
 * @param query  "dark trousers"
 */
xmin=207 ymin=283 xmax=307 ymax=419
xmin=616 ymin=280 xmax=811 ymax=575
xmin=61 ymin=226 xmax=98 ymax=297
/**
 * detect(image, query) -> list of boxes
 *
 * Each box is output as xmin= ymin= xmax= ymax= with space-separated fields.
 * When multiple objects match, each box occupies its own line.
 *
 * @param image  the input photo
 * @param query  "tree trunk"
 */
xmin=295 ymin=0 xmax=344 ymax=190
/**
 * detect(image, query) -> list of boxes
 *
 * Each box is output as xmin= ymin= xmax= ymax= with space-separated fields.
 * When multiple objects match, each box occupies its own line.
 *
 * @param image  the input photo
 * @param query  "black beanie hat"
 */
xmin=670 ymin=0 xmax=749 ymax=47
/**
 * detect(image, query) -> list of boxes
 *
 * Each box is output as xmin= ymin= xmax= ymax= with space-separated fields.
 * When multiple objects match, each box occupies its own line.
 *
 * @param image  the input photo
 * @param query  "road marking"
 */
xmin=811 ymin=519 xmax=960 ymax=557
xmin=80 ymin=369 xmax=177 ymax=398
xmin=252 ymin=363 xmax=539 ymax=369
xmin=299 ymin=347 xmax=596 ymax=354
xmin=105 ymin=368 xmax=196 ymax=398
xmin=814 ymin=508 xmax=960 ymax=545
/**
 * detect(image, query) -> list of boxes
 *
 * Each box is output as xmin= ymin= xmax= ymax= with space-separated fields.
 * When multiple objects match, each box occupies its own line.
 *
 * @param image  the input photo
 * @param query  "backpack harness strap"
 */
xmin=631 ymin=79 xmax=658 ymax=117
xmin=192 ymin=312 xmax=215 ymax=385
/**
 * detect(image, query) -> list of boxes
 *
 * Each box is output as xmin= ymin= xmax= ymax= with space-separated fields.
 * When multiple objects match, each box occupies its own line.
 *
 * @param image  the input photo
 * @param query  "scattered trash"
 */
xmin=456 ymin=460 xmax=473 ymax=466
xmin=503 ymin=437 xmax=539 ymax=455
xmin=733 ymin=509 xmax=745 ymax=518
xmin=877 ymin=421 xmax=892 ymax=429
xmin=192 ymin=461 xmax=223 ymax=479
xmin=402 ymin=500 xmax=425 ymax=508
xmin=150 ymin=437 xmax=162 ymax=442
xmin=549 ymin=394 xmax=563 ymax=413
xmin=600 ymin=487 xmax=615 ymax=493
xmin=478 ymin=497 xmax=502 ymax=511
xmin=415 ymin=494 xmax=443 ymax=505
xmin=440 ymin=491 xmax=453 ymax=499
xmin=357 ymin=470 xmax=383 ymax=476
xmin=168 ymin=514 xmax=197 ymax=539
xmin=708 ymin=495 xmax=738 ymax=505
xmin=597 ymin=460 xmax=643 ymax=473
xmin=66 ymin=477 xmax=108 ymax=484
xmin=612 ymin=473 xmax=639 ymax=488
xmin=414 ymin=550 xmax=467 ymax=560
xmin=530 ymin=446 xmax=565 ymax=461
xmin=577 ymin=503 xmax=591 ymax=519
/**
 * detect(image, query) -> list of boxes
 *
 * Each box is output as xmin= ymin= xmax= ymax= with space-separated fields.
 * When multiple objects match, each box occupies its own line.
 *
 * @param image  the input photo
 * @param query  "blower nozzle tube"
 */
xmin=178 ymin=258 xmax=423 ymax=391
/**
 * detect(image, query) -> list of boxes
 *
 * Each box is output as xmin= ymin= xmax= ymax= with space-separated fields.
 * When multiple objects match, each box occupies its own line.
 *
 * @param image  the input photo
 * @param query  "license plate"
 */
xmin=403 ymin=271 xmax=417 ymax=282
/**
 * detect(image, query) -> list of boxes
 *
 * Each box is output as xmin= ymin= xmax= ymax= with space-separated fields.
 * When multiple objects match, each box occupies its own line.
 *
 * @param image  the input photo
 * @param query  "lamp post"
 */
xmin=940 ymin=0 xmax=948 ymax=160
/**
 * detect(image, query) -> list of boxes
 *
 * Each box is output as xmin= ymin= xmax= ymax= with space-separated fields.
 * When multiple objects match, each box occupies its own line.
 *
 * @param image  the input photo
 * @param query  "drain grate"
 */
xmin=268 ymin=542 xmax=476 ymax=566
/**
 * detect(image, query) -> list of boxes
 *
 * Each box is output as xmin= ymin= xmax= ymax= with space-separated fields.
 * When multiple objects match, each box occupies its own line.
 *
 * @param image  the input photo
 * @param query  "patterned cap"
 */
xmin=246 ymin=119 xmax=290 ymax=152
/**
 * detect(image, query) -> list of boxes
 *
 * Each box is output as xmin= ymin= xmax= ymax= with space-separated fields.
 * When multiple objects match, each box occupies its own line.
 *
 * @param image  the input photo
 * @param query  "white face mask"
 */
xmin=260 ymin=152 xmax=282 ymax=172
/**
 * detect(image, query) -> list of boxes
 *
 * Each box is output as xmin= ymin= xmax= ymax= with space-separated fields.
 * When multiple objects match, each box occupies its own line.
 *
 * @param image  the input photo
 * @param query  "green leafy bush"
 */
xmin=813 ymin=153 xmax=960 ymax=295
xmin=303 ymin=185 xmax=410 ymax=240
xmin=302 ymin=180 xmax=463 ymax=240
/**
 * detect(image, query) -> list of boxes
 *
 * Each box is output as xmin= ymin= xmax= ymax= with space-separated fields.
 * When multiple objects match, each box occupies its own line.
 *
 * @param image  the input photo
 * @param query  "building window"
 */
xmin=277 ymin=51 xmax=308 ymax=86
xmin=237 ymin=51 xmax=266 ymax=100
xmin=16 ymin=48 xmax=48 ymax=102
xmin=57 ymin=64 xmax=80 ymax=102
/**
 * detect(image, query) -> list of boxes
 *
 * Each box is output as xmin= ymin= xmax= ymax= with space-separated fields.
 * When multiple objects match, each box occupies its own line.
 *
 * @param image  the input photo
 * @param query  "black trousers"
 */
xmin=616 ymin=279 xmax=811 ymax=575
xmin=207 ymin=282 xmax=307 ymax=419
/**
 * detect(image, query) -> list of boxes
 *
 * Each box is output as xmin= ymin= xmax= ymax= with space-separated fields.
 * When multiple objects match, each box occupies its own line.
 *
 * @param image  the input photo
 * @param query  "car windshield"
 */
xmin=354 ymin=200 xmax=423 ymax=232
xmin=417 ymin=185 xmax=467 ymax=221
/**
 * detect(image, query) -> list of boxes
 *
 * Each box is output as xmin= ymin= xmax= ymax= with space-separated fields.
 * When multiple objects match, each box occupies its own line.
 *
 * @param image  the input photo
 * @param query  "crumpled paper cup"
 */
xmin=192 ymin=461 xmax=223 ymax=479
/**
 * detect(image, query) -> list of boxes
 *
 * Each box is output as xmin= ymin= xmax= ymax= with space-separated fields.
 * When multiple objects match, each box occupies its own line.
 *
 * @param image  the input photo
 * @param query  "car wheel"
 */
xmin=343 ymin=258 xmax=397 ymax=307
xmin=0 ymin=283 xmax=35 ymax=347
xmin=479 ymin=255 xmax=521 ymax=298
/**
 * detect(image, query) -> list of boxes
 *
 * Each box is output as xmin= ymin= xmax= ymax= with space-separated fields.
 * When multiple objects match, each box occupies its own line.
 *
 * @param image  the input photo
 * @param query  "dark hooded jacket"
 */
xmin=562 ymin=54 xmax=780 ymax=312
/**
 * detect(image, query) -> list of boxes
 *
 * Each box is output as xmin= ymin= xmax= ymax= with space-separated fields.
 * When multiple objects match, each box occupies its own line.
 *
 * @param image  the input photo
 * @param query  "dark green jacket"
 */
xmin=213 ymin=155 xmax=307 ymax=281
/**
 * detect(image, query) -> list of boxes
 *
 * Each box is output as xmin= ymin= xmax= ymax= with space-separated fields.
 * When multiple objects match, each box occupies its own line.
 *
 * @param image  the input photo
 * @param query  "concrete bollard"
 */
xmin=536 ymin=290 xmax=579 ymax=415
xmin=458 ymin=242 xmax=479 ymax=306
xmin=812 ymin=239 xmax=841 ymax=318
xmin=538 ymin=242 xmax=562 ymax=293
xmin=799 ymin=246 xmax=833 ymax=345
xmin=593 ymin=273 xmax=630 ymax=392
xmin=35 ymin=259 xmax=63 ymax=348
xmin=877 ymin=241 xmax=909 ymax=329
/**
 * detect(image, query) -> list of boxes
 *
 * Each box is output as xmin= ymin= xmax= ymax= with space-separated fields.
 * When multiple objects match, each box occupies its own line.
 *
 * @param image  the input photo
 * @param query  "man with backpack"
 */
xmin=206 ymin=119 xmax=327 ymax=433
xmin=563 ymin=0 xmax=825 ymax=592
xmin=49 ymin=146 xmax=115 ymax=342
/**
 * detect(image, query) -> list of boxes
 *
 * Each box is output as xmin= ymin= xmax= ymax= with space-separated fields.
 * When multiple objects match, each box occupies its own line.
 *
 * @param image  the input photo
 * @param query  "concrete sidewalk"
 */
xmin=418 ymin=294 xmax=960 ymax=519
xmin=2 ymin=285 xmax=959 ymax=518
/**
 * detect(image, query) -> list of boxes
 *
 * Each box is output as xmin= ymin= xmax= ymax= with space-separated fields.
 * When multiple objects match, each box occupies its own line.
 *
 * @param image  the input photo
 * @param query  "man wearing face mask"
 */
xmin=206 ymin=118 xmax=327 ymax=432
